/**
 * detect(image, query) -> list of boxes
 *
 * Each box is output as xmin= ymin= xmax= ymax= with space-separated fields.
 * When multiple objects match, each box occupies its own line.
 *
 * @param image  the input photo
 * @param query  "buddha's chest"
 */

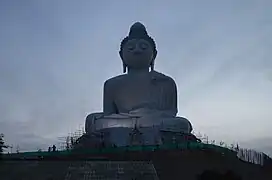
xmin=114 ymin=78 xmax=164 ymax=111
xmin=116 ymin=79 xmax=152 ymax=100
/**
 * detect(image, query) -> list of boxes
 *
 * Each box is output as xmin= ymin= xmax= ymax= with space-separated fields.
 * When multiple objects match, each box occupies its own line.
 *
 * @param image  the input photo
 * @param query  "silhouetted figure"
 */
xmin=48 ymin=147 xmax=51 ymax=152
xmin=52 ymin=145 xmax=56 ymax=152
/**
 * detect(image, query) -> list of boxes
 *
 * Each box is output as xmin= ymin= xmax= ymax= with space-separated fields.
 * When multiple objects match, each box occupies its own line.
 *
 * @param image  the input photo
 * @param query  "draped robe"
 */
xmin=85 ymin=71 xmax=192 ymax=133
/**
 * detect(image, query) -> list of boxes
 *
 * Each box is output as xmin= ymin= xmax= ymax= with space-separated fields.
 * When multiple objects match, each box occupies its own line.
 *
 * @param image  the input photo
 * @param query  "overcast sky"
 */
xmin=0 ymin=0 xmax=271 ymax=154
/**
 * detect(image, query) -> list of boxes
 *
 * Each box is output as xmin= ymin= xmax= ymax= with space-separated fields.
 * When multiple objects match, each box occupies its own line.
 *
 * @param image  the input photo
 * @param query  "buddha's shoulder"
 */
xmin=104 ymin=71 xmax=176 ymax=87
xmin=104 ymin=74 xmax=127 ymax=87
xmin=151 ymin=71 xmax=176 ymax=84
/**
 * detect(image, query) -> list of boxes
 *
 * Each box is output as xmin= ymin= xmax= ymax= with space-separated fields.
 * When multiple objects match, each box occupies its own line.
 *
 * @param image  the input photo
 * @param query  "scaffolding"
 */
xmin=57 ymin=125 xmax=85 ymax=151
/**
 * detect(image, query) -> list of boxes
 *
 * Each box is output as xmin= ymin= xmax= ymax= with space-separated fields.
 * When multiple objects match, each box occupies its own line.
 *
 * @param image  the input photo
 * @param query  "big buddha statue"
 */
xmin=84 ymin=22 xmax=193 ymax=147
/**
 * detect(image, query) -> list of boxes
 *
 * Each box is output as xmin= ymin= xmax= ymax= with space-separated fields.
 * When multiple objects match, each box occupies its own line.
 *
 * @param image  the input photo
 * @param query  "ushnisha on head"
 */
xmin=119 ymin=22 xmax=157 ymax=73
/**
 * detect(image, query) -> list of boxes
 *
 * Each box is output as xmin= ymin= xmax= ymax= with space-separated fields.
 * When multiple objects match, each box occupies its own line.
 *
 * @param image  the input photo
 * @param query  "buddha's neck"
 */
xmin=127 ymin=68 xmax=150 ymax=75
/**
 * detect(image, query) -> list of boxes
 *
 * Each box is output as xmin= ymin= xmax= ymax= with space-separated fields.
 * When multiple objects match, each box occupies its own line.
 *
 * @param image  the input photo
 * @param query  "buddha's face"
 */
xmin=121 ymin=39 xmax=154 ymax=69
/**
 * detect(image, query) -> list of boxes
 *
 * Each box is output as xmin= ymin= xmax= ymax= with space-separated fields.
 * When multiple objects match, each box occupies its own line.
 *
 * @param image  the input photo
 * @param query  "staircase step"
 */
xmin=65 ymin=161 xmax=159 ymax=180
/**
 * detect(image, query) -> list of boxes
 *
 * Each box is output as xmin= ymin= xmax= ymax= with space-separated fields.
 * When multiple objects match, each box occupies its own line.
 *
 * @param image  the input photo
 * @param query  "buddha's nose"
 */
xmin=133 ymin=48 xmax=143 ymax=55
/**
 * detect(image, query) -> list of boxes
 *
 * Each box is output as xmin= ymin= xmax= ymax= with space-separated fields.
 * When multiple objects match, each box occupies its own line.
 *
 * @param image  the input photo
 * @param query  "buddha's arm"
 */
xmin=164 ymin=78 xmax=178 ymax=116
xmin=103 ymin=80 xmax=118 ymax=115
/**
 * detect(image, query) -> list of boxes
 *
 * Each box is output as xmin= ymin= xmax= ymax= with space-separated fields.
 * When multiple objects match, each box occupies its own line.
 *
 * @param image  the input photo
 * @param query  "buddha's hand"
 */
xmin=89 ymin=112 xmax=104 ymax=120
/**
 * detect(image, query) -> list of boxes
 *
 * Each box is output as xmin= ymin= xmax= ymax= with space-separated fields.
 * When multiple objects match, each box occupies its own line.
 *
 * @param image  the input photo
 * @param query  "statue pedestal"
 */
xmin=75 ymin=125 xmax=199 ymax=150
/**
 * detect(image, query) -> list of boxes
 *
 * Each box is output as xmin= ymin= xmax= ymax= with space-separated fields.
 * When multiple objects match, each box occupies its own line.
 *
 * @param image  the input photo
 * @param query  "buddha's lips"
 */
xmin=133 ymin=52 xmax=143 ymax=55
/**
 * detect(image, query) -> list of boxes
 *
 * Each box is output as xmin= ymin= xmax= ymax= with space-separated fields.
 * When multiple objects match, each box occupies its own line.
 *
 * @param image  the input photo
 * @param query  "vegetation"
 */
xmin=0 ymin=133 xmax=5 ymax=159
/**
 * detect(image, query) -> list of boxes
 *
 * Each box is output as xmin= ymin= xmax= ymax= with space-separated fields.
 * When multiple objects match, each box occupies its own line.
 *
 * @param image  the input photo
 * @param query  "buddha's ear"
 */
xmin=119 ymin=50 xmax=123 ymax=59
xmin=123 ymin=63 xmax=127 ymax=73
xmin=119 ymin=50 xmax=127 ymax=73
xmin=153 ymin=49 xmax=157 ymax=60
xmin=150 ymin=50 xmax=157 ymax=71
xmin=150 ymin=61 xmax=154 ymax=71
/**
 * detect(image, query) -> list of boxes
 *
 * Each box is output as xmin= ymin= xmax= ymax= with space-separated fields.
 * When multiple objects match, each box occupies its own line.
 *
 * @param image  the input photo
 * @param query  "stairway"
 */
xmin=65 ymin=161 xmax=159 ymax=180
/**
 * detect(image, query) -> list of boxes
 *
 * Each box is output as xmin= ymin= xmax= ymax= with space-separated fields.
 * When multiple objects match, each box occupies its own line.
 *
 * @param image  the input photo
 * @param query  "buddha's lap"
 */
xmin=86 ymin=113 xmax=191 ymax=132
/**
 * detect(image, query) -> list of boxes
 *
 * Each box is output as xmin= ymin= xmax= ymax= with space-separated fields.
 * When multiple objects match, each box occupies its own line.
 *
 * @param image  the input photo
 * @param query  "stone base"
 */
xmin=65 ymin=161 xmax=159 ymax=180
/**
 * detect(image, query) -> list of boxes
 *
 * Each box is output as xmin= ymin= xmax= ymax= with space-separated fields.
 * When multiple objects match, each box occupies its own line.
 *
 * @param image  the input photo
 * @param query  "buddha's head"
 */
xmin=119 ymin=22 xmax=157 ymax=73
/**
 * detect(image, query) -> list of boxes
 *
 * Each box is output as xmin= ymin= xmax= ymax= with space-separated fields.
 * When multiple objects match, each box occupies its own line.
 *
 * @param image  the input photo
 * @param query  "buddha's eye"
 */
xmin=126 ymin=43 xmax=135 ymax=51
xmin=140 ymin=42 xmax=148 ymax=50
